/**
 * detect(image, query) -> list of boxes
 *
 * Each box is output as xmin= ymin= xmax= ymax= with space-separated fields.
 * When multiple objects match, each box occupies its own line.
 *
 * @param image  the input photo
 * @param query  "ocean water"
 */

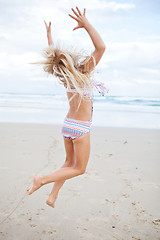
xmin=0 ymin=92 xmax=160 ymax=129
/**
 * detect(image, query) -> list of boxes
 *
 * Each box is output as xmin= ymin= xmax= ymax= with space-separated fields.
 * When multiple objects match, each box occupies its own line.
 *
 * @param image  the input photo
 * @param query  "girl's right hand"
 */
xmin=44 ymin=20 xmax=51 ymax=34
xmin=69 ymin=7 xmax=89 ymax=31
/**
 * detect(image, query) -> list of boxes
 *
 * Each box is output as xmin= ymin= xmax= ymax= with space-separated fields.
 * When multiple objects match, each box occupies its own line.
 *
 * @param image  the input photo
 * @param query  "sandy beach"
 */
xmin=0 ymin=122 xmax=160 ymax=240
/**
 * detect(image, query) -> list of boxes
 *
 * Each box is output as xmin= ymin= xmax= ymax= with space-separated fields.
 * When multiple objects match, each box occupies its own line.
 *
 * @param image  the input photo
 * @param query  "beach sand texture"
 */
xmin=0 ymin=123 xmax=160 ymax=240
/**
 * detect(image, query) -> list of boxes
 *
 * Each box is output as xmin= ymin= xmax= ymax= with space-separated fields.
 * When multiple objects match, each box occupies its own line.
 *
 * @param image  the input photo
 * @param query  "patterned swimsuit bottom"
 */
xmin=61 ymin=117 xmax=92 ymax=140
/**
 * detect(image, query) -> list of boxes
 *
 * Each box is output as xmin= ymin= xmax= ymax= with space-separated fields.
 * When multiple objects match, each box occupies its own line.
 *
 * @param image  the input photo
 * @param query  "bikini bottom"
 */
xmin=61 ymin=117 xmax=92 ymax=140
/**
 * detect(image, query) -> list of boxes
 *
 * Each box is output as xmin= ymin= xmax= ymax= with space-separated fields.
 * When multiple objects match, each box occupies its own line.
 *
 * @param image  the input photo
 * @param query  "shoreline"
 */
xmin=0 ymin=120 xmax=159 ymax=131
xmin=1 ymin=92 xmax=160 ymax=130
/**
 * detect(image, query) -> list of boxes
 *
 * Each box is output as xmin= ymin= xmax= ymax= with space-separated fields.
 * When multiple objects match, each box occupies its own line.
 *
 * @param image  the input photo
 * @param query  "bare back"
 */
xmin=66 ymin=92 xmax=93 ymax=121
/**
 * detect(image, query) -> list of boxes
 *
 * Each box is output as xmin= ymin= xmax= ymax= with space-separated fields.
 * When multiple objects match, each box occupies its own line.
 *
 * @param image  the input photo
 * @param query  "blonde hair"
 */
xmin=34 ymin=44 xmax=96 ymax=110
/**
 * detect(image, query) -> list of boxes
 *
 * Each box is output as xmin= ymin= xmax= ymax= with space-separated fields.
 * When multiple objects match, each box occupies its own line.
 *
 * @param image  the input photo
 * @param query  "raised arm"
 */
xmin=44 ymin=20 xmax=54 ymax=46
xmin=69 ymin=7 xmax=106 ymax=71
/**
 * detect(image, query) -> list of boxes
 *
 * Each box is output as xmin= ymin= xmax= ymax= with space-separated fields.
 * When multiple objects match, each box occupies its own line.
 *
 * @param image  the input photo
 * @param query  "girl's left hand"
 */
xmin=44 ymin=20 xmax=51 ymax=34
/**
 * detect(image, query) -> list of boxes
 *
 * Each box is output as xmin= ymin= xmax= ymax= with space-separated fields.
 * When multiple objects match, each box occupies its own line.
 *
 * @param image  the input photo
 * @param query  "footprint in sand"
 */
xmin=82 ymin=228 xmax=88 ymax=231
xmin=19 ymin=213 xmax=25 ymax=217
xmin=108 ymin=153 xmax=113 ymax=157
xmin=85 ymin=218 xmax=90 ymax=222
xmin=152 ymin=219 xmax=160 ymax=226
xmin=42 ymin=229 xmax=56 ymax=234
xmin=122 ymin=193 xmax=130 ymax=198
xmin=131 ymin=201 xmax=153 ymax=223
xmin=67 ymin=188 xmax=80 ymax=196
xmin=73 ymin=192 xmax=81 ymax=196
xmin=123 ymin=178 xmax=133 ymax=189
xmin=30 ymin=224 xmax=37 ymax=228
xmin=122 ymin=224 xmax=131 ymax=231
xmin=76 ymin=226 xmax=88 ymax=231
xmin=132 ymin=201 xmax=138 ymax=206
xmin=105 ymin=198 xmax=111 ymax=204
xmin=85 ymin=170 xmax=104 ymax=182
xmin=131 ymin=236 xmax=143 ymax=240
xmin=112 ymin=214 xmax=120 ymax=221
xmin=0 ymin=232 xmax=5 ymax=238
xmin=85 ymin=170 xmax=99 ymax=176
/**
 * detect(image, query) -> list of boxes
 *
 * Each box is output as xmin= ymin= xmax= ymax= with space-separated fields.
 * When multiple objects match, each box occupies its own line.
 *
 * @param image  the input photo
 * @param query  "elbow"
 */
xmin=101 ymin=44 xmax=106 ymax=52
xmin=98 ymin=44 xmax=106 ymax=54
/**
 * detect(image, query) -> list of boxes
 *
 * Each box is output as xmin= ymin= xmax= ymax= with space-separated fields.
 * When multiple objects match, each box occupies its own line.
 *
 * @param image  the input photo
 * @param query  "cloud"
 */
xmin=97 ymin=39 xmax=160 ymax=97
xmin=97 ymin=1 xmax=135 ymax=11
xmin=105 ymin=41 xmax=160 ymax=68
xmin=44 ymin=0 xmax=136 ymax=12
xmin=137 ymin=35 xmax=160 ymax=41
xmin=140 ymin=68 xmax=160 ymax=76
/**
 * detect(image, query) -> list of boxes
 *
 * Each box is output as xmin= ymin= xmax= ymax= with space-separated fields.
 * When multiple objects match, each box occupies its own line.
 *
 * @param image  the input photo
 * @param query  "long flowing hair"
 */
xmin=34 ymin=44 xmax=96 ymax=109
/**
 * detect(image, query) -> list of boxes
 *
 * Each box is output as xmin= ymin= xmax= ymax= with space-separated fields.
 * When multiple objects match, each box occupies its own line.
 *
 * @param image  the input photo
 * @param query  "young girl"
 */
xmin=27 ymin=7 xmax=107 ymax=208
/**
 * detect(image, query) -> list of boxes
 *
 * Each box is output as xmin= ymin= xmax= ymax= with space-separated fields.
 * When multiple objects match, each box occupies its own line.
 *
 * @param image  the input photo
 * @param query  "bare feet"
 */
xmin=46 ymin=195 xmax=57 ymax=208
xmin=27 ymin=176 xmax=43 ymax=195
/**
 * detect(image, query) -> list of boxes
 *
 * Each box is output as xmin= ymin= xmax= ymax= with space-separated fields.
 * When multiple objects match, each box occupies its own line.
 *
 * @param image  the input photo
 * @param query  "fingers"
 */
xmin=76 ymin=6 xmax=82 ymax=15
xmin=73 ymin=26 xmax=80 ymax=31
xmin=44 ymin=20 xmax=51 ymax=28
xmin=70 ymin=7 xmax=85 ymax=17
xmin=71 ymin=8 xmax=79 ymax=18
xmin=44 ymin=20 xmax=47 ymax=28
xmin=68 ymin=14 xmax=77 ymax=21
xmin=69 ymin=7 xmax=86 ymax=30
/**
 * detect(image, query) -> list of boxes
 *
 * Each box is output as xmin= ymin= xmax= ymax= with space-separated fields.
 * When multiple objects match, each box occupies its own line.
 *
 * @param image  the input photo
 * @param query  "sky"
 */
xmin=0 ymin=0 xmax=160 ymax=97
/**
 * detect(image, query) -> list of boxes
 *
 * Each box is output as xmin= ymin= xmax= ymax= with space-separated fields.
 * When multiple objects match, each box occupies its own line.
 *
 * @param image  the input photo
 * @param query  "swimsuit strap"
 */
xmin=91 ymin=79 xmax=109 ymax=96
xmin=66 ymin=88 xmax=89 ymax=94
xmin=66 ymin=87 xmax=93 ymax=98
xmin=66 ymin=88 xmax=77 ymax=92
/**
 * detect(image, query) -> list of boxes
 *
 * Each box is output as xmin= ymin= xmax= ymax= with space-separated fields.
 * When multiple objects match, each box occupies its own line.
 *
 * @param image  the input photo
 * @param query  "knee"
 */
xmin=75 ymin=166 xmax=86 ymax=175
xmin=80 ymin=168 xmax=86 ymax=175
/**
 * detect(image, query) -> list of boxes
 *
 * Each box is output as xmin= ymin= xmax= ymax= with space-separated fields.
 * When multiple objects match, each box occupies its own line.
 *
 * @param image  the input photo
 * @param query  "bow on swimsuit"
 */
xmin=61 ymin=80 xmax=109 ymax=140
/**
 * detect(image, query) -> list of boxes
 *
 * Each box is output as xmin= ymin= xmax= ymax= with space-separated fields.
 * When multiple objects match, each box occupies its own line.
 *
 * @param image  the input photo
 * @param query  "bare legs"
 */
xmin=46 ymin=138 xmax=76 ymax=208
xmin=46 ymin=180 xmax=65 ymax=208
xmin=27 ymin=133 xmax=90 ymax=208
xmin=27 ymin=165 xmax=85 ymax=194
